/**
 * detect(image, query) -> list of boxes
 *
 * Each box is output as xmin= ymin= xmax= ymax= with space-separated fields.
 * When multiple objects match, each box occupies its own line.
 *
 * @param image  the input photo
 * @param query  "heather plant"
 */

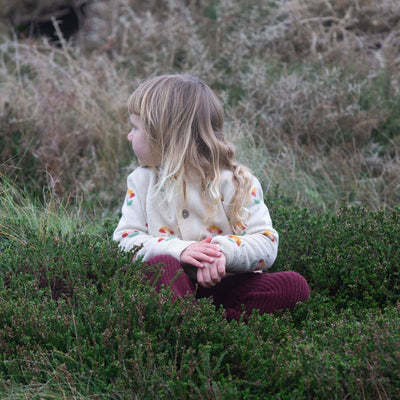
xmin=1 ymin=182 xmax=400 ymax=398
xmin=271 ymin=199 xmax=400 ymax=309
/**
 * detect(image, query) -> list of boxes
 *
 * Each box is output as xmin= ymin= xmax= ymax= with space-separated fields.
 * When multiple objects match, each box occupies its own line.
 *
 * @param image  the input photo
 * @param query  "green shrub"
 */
xmin=1 ymin=197 xmax=400 ymax=398
xmin=1 ymin=0 xmax=400 ymax=210
xmin=272 ymin=202 xmax=400 ymax=309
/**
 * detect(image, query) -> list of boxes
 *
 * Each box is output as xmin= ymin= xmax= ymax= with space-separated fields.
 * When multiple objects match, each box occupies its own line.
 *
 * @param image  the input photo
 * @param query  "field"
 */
xmin=1 ymin=0 xmax=400 ymax=398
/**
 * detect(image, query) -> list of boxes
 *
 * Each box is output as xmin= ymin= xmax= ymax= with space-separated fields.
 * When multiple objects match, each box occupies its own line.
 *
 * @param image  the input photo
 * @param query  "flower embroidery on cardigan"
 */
xmin=234 ymin=221 xmax=247 ymax=235
xmin=262 ymin=231 xmax=276 ymax=241
xmin=208 ymin=225 xmax=223 ymax=235
xmin=122 ymin=230 xmax=139 ymax=238
xmin=158 ymin=235 xmax=176 ymax=242
xmin=126 ymin=189 xmax=135 ymax=205
xmin=158 ymin=226 xmax=175 ymax=242
xmin=228 ymin=235 xmax=242 ymax=246
xmin=159 ymin=226 xmax=174 ymax=235
xmin=251 ymin=186 xmax=260 ymax=204
xmin=252 ymin=259 xmax=266 ymax=271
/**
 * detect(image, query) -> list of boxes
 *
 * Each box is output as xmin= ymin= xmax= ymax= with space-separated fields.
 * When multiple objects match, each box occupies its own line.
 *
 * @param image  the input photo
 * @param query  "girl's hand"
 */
xmin=197 ymin=253 xmax=226 ymax=288
xmin=180 ymin=235 xmax=222 ymax=268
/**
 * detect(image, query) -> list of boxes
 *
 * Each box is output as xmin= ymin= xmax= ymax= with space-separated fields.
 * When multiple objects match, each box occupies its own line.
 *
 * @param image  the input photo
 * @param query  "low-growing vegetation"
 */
xmin=1 ymin=180 xmax=400 ymax=399
xmin=1 ymin=0 xmax=400 ymax=398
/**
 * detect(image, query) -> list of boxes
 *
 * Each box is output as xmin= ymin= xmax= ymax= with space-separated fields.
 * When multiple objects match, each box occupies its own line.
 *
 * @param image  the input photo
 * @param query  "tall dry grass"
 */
xmin=0 ymin=40 xmax=134 ymax=205
xmin=1 ymin=0 xmax=399 ymax=210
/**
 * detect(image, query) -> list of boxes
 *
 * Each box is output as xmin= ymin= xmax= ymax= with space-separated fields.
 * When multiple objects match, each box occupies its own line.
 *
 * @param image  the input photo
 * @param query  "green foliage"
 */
xmin=1 ymin=187 xmax=400 ymax=398
xmin=1 ymin=0 xmax=400 ymax=210
xmin=272 ymin=201 xmax=400 ymax=309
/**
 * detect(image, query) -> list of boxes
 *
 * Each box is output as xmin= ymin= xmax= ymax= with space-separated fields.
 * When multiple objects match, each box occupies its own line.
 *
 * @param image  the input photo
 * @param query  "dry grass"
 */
xmin=1 ymin=0 xmax=399 ymax=210
xmin=0 ymin=40 xmax=133 ymax=205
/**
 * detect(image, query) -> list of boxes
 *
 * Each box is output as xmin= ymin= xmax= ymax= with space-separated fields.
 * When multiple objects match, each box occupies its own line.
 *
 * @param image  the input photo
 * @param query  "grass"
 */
xmin=1 ymin=0 xmax=400 ymax=398
xmin=1 ymin=0 xmax=400 ymax=210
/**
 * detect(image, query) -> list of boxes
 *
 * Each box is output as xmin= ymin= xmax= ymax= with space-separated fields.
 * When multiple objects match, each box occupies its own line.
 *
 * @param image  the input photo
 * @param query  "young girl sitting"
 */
xmin=113 ymin=74 xmax=309 ymax=321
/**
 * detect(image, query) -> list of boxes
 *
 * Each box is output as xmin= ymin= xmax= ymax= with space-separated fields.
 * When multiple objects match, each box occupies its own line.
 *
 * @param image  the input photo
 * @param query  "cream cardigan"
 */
xmin=113 ymin=167 xmax=278 ymax=275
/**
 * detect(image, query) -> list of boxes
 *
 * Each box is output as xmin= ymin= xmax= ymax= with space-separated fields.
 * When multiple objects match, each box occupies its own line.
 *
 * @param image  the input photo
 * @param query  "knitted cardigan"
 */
xmin=113 ymin=167 xmax=279 ymax=276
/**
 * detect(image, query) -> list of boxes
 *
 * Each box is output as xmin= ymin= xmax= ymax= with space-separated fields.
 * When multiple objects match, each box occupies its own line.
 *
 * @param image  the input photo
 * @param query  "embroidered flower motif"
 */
xmin=158 ymin=235 xmax=176 ymax=243
xmin=228 ymin=235 xmax=242 ymax=246
xmin=157 ymin=226 xmax=175 ymax=243
xmin=234 ymin=221 xmax=247 ymax=235
xmin=255 ymin=259 xmax=266 ymax=271
xmin=122 ymin=230 xmax=139 ymax=238
xmin=251 ymin=186 xmax=260 ymax=204
xmin=126 ymin=189 xmax=135 ymax=205
xmin=262 ymin=231 xmax=276 ymax=241
xmin=208 ymin=225 xmax=223 ymax=235
xmin=159 ymin=226 xmax=174 ymax=235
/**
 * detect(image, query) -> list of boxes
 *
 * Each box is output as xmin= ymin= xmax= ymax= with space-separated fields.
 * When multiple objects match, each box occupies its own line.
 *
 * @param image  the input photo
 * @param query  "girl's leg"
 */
xmin=197 ymin=271 xmax=310 ymax=321
xmin=146 ymin=255 xmax=196 ymax=301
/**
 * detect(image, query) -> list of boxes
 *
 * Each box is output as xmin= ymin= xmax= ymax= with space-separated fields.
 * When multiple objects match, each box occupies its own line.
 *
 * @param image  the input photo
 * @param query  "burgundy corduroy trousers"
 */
xmin=146 ymin=255 xmax=310 ymax=321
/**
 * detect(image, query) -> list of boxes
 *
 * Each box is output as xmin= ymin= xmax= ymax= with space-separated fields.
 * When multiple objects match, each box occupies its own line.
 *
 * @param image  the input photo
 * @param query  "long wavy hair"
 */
xmin=128 ymin=74 xmax=253 ymax=231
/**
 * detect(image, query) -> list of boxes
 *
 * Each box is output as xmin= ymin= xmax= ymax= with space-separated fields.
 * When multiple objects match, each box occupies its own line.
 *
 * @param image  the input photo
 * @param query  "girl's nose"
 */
xmin=127 ymin=130 xmax=133 ymax=141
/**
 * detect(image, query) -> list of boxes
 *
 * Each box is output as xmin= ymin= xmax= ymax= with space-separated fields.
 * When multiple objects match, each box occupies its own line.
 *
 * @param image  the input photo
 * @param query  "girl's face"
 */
xmin=127 ymin=114 xmax=155 ymax=166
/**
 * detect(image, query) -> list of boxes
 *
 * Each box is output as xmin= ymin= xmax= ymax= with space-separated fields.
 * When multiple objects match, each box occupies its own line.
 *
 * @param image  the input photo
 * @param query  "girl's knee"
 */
xmin=284 ymin=271 xmax=310 ymax=302
xmin=258 ymin=270 xmax=310 ymax=307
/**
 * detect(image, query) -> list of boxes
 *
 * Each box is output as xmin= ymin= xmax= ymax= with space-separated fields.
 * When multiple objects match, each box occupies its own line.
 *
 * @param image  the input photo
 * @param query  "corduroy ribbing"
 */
xmin=197 ymin=271 xmax=310 ymax=320
xmin=146 ymin=255 xmax=310 ymax=321
xmin=146 ymin=255 xmax=195 ymax=301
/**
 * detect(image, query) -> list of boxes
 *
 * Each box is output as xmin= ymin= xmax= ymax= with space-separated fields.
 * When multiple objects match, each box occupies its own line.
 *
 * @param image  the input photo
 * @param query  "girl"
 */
xmin=113 ymin=74 xmax=309 ymax=321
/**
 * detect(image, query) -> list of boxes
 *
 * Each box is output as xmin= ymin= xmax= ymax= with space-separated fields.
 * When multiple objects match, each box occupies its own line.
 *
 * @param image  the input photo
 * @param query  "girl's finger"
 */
xmin=210 ymin=266 xmax=221 ymax=283
xmin=200 ymin=246 xmax=221 ymax=256
xmin=182 ymin=255 xmax=204 ymax=268
xmin=189 ymin=252 xmax=214 ymax=264
xmin=217 ymin=261 xmax=226 ymax=276
xmin=200 ymin=235 xmax=213 ymax=244
xmin=191 ymin=259 xmax=204 ymax=268
xmin=200 ymin=268 xmax=213 ymax=288
xmin=197 ymin=270 xmax=207 ymax=287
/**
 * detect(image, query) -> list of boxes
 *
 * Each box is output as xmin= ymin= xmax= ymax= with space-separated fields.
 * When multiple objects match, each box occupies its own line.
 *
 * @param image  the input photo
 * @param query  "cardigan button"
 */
xmin=182 ymin=209 xmax=190 ymax=219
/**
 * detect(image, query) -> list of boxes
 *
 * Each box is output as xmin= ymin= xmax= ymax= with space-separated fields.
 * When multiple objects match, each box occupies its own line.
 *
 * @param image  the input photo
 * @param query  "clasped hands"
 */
xmin=180 ymin=235 xmax=226 ymax=288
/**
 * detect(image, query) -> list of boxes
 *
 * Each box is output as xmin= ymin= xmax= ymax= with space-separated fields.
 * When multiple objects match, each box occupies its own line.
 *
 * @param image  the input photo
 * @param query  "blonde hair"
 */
xmin=128 ymin=74 xmax=252 ymax=230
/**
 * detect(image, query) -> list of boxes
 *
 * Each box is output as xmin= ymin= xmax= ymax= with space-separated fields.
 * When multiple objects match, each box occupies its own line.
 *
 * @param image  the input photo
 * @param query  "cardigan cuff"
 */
xmin=168 ymin=240 xmax=197 ymax=262
xmin=210 ymin=236 xmax=234 ymax=267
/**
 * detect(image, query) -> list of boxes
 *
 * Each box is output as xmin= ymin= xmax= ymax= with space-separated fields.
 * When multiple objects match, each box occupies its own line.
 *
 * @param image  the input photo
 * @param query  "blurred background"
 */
xmin=1 ymin=0 xmax=399 ymax=212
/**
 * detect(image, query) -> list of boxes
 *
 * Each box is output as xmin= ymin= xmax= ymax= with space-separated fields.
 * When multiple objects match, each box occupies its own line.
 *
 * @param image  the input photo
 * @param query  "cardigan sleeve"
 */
xmin=113 ymin=168 xmax=195 ymax=262
xmin=210 ymin=175 xmax=279 ymax=273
